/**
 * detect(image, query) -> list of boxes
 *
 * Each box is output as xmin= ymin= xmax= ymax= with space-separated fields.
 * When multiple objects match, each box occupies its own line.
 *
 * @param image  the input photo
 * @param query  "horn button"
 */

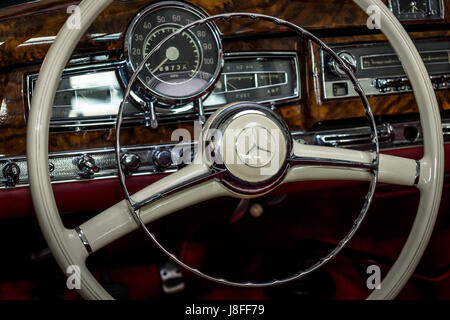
xmin=206 ymin=103 xmax=292 ymax=194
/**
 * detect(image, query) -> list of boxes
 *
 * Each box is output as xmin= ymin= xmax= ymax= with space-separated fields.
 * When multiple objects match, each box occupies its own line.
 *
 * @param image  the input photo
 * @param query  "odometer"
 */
xmin=124 ymin=2 xmax=223 ymax=106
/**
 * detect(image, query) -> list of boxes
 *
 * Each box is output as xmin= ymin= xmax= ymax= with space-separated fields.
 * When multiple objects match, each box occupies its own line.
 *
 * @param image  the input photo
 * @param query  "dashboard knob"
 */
xmin=121 ymin=153 xmax=141 ymax=173
xmin=153 ymin=150 xmax=172 ymax=171
xmin=77 ymin=154 xmax=99 ymax=178
xmin=3 ymin=162 xmax=20 ymax=187
xmin=328 ymin=52 xmax=357 ymax=77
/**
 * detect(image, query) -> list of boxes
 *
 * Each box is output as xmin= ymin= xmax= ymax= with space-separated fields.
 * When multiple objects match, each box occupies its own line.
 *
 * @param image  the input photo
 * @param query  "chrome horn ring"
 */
xmin=115 ymin=13 xmax=379 ymax=287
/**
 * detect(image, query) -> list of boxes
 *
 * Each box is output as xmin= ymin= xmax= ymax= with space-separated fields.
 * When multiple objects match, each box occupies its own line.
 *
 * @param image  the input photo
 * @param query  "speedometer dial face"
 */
xmin=143 ymin=25 xmax=201 ymax=84
xmin=125 ymin=2 xmax=223 ymax=105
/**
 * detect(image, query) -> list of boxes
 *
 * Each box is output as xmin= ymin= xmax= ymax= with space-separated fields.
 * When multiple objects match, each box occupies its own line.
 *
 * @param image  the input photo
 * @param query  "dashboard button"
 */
xmin=153 ymin=150 xmax=173 ymax=171
xmin=3 ymin=162 xmax=20 ymax=187
xmin=121 ymin=153 xmax=141 ymax=174
xmin=77 ymin=155 xmax=99 ymax=178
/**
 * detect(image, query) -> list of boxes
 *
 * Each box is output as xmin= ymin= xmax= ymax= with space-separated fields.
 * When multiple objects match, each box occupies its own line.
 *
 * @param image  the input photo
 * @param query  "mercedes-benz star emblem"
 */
xmin=236 ymin=125 xmax=276 ymax=168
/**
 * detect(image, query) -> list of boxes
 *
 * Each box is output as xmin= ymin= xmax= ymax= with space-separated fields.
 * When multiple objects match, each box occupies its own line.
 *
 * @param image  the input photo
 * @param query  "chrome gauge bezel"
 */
xmin=123 ymin=1 xmax=224 ymax=109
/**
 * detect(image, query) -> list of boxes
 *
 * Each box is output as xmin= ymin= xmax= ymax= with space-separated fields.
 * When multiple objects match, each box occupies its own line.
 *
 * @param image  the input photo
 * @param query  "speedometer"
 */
xmin=124 ymin=2 xmax=223 ymax=106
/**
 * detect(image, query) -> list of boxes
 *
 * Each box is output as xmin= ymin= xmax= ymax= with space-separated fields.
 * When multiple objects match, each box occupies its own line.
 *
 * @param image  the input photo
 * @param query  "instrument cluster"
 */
xmin=27 ymin=1 xmax=300 ymax=132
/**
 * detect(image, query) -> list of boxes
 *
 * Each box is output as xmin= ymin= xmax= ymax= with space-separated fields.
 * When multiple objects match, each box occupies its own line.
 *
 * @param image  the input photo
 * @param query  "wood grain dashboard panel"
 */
xmin=1 ymin=0 xmax=449 ymax=67
xmin=0 ymin=0 xmax=448 ymax=157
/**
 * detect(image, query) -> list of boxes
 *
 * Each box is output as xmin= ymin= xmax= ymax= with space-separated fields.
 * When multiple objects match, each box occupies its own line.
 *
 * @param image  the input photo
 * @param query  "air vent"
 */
xmin=315 ymin=123 xmax=393 ymax=147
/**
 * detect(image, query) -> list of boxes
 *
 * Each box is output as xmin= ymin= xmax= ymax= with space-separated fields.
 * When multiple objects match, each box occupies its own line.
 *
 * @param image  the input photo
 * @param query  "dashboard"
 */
xmin=0 ymin=0 xmax=449 ymax=197
xmin=0 ymin=0 xmax=449 ymax=302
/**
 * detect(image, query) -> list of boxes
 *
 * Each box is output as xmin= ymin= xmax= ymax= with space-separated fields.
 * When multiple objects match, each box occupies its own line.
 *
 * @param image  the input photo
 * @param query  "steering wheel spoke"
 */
xmin=286 ymin=140 xmax=418 ymax=187
xmin=76 ymin=162 xmax=229 ymax=254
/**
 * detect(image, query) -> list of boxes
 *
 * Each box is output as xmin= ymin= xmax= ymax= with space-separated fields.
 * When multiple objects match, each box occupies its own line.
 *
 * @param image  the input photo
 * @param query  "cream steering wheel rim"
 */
xmin=27 ymin=0 xmax=444 ymax=300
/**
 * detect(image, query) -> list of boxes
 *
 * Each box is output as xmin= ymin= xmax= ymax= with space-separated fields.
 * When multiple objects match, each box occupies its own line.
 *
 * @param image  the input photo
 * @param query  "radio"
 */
xmin=320 ymin=39 xmax=450 ymax=99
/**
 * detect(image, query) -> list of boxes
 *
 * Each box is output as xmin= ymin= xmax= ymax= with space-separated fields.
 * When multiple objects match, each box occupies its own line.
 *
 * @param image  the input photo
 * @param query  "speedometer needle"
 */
xmin=152 ymin=58 xmax=169 ymax=74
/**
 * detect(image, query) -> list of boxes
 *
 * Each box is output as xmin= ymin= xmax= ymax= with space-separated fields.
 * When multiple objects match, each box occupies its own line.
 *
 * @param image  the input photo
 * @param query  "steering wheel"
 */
xmin=27 ymin=0 xmax=444 ymax=300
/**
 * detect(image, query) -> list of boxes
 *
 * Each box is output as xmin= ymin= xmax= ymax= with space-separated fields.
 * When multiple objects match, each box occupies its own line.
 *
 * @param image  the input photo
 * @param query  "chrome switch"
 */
xmin=77 ymin=154 xmax=99 ymax=178
xmin=153 ymin=150 xmax=172 ymax=171
xmin=328 ymin=51 xmax=357 ymax=77
xmin=3 ymin=162 xmax=20 ymax=187
xmin=121 ymin=153 xmax=141 ymax=174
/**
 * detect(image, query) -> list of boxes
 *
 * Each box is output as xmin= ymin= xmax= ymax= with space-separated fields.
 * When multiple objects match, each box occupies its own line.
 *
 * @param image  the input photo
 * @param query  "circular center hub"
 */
xmin=166 ymin=46 xmax=180 ymax=61
xmin=206 ymin=104 xmax=291 ymax=191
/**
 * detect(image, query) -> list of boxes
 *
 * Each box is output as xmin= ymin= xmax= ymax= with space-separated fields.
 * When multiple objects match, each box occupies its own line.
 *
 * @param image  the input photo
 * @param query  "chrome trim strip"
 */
xmin=292 ymin=119 xmax=450 ymax=149
xmin=1 ymin=118 xmax=449 ymax=189
xmin=132 ymin=168 xmax=224 ymax=210
xmin=289 ymin=156 xmax=376 ymax=170
xmin=75 ymin=227 xmax=93 ymax=254
xmin=0 ymin=142 xmax=188 ymax=189
xmin=19 ymin=36 xmax=56 ymax=47
xmin=313 ymin=123 xmax=393 ymax=147
xmin=414 ymin=160 xmax=421 ymax=186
